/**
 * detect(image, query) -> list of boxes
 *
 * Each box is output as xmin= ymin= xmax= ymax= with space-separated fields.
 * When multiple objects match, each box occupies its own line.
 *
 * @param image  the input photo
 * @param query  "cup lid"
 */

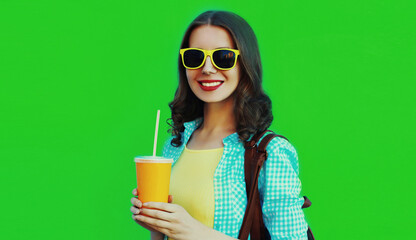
xmin=134 ymin=156 xmax=173 ymax=163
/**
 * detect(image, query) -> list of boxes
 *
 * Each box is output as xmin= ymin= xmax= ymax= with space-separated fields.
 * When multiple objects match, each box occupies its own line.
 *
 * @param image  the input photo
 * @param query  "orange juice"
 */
xmin=134 ymin=156 xmax=173 ymax=203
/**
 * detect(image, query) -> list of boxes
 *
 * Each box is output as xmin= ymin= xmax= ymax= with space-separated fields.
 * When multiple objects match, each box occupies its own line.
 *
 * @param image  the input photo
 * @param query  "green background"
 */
xmin=1 ymin=0 xmax=415 ymax=239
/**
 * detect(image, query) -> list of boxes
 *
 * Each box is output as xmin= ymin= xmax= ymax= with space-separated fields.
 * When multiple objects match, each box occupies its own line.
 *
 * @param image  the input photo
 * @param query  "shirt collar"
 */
xmin=222 ymin=132 xmax=240 ymax=145
xmin=183 ymin=117 xmax=203 ymax=132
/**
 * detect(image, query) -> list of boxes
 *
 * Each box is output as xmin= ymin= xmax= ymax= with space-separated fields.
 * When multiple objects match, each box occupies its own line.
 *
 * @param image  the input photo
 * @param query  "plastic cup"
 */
xmin=134 ymin=156 xmax=173 ymax=203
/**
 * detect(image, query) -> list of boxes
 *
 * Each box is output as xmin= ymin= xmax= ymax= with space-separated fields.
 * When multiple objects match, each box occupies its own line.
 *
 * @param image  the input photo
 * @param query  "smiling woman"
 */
xmin=130 ymin=10 xmax=310 ymax=240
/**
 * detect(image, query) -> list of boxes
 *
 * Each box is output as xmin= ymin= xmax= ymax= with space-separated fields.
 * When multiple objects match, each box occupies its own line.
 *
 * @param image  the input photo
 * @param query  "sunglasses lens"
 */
xmin=213 ymin=50 xmax=236 ymax=69
xmin=183 ymin=49 xmax=204 ymax=68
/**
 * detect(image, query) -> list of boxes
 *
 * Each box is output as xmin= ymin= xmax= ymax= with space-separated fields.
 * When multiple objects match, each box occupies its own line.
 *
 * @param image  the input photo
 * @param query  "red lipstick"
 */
xmin=197 ymin=80 xmax=224 ymax=91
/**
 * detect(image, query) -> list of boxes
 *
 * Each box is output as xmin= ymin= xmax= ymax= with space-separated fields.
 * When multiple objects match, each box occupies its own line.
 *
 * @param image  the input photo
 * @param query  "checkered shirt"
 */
xmin=162 ymin=118 xmax=309 ymax=239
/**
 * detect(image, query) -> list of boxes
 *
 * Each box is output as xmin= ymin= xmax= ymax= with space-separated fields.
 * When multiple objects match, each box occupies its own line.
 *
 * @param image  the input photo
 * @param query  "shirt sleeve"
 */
xmin=258 ymin=136 xmax=309 ymax=240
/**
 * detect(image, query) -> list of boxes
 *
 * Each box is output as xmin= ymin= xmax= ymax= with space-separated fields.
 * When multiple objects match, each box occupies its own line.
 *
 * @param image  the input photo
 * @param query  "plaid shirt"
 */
xmin=163 ymin=118 xmax=309 ymax=239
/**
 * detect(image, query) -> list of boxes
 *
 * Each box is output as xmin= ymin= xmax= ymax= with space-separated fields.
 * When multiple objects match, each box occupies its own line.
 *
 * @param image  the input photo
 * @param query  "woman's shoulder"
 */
xmin=261 ymin=132 xmax=300 ymax=175
xmin=263 ymin=133 xmax=297 ymax=155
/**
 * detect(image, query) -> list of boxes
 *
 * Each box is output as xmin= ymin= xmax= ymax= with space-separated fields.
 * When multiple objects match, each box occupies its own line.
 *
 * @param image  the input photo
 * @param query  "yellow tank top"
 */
xmin=167 ymin=145 xmax=223 ymax=240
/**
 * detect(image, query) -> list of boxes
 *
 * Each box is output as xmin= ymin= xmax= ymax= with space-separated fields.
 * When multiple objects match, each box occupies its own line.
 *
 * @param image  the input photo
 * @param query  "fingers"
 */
xmin=140 ymin=207 xmax=174 ymax=222
xmin=131 ymin=197 xmax=142 ymax=208
xmin=132 ymin=188 xmax=138 ymax=196
xmin=132 ymin=215 xmax=169 ymax=236
xmin=130 ymin=206 xmax=141 ymax=215
xmin=168 ymin=195 xmax=173 ymax=203
xmin=143 ymin=202 xmax=176 ymax=213
xmin=134 ymin=214 xmax=171 ymax=229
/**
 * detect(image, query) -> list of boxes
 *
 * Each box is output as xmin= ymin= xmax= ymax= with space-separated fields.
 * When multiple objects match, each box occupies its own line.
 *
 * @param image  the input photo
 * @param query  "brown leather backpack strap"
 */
xmin=246 ymin=133 xmax=315 ymax=240
xmin=244 ymin=130 xmax=273 ymax=151
xmin=302 ymin=196 xmax=312 ymax=209
xmin=250 ymin=133 xmax=278 ymax=240
xmin=239 ymin=131 xmax=280 ymax=240
xmin=258 ymin=134 xmax=289 ymax=153
xmin=240 ymin=131 xmax=269 ymax=240
xmin=243 ymin=130 xmax=273 ymax=196
xmin=258 ymin=135 xmax=315 ymax=240
xmin=240 ymin=133 xmax=262 ymax=240
xmin=239 ymin=164 xmax=264 ymax=240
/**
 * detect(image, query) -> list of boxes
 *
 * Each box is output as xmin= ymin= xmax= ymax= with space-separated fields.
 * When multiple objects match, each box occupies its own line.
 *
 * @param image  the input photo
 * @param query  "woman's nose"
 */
xmin=201 ymin=56 xmax=217 ymax=74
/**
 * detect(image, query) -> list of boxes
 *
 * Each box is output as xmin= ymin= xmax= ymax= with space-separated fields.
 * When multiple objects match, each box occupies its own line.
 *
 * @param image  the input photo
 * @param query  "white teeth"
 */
xmin=201 ymin=82 xmax=222 ymax=87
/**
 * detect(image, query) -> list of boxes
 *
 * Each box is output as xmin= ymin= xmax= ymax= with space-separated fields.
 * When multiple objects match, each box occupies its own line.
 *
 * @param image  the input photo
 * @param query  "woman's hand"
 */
xmin=130 ymin=188 xmax=172 ymax=237
xmin=133 ymin=201 xmax=210 ymax=240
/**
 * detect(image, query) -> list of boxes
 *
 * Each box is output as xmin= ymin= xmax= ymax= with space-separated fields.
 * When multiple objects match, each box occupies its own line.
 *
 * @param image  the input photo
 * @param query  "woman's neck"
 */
xmin=200 ymin=97 xmax=236 ymax=135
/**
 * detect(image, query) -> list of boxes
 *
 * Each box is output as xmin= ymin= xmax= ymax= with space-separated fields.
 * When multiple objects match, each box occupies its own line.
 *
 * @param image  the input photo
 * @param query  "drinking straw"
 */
xmin=153 ymin=110 xmax=160 ymax=157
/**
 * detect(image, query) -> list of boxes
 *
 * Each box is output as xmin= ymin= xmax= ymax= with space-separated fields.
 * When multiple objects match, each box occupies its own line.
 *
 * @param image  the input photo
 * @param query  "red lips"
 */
xmin=197 ymin=80 xmax=224 ymax=91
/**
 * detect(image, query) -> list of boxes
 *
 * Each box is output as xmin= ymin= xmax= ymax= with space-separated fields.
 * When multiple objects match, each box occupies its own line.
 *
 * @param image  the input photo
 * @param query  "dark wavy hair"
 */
xmin=168 ymin=10 xmax=273 ymax=147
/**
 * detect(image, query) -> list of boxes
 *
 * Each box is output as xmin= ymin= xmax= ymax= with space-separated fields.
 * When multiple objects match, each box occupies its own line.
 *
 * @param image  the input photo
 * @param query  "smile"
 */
xmin=197 ymin=80 xmax=224 ymax=91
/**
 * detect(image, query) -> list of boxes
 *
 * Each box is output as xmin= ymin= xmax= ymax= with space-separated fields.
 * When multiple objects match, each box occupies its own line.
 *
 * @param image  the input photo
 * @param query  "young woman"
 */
xmin=130 ymin=10 xmax=309 ymax=240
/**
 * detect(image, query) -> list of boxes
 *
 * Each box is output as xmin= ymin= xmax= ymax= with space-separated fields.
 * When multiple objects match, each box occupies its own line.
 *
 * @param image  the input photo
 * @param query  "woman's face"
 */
xmin=186 ymin=25 xmax=240 ymax=103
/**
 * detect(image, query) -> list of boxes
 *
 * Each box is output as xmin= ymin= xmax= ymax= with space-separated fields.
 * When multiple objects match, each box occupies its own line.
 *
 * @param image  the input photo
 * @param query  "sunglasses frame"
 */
xmin=179 ymin=48 xmax=240 ymax=70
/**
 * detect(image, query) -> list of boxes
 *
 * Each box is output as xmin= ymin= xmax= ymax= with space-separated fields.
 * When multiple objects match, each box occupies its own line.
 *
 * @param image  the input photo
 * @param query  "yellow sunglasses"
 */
xmin=179 ymin=48 xmax=240 ymax=70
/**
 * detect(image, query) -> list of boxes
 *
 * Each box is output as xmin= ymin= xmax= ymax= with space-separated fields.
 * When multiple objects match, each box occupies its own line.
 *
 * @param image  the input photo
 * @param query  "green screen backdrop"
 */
xmin=1 ymin=0 xmax=415 ymax=239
